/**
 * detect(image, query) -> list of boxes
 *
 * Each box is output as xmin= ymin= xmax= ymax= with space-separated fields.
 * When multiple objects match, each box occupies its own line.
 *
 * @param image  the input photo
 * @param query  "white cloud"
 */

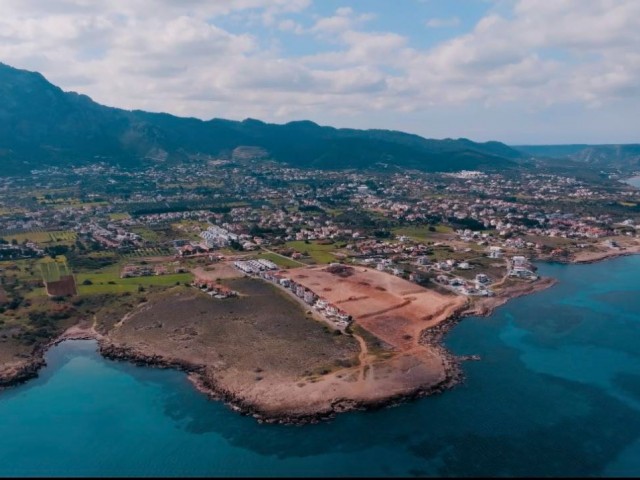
xmin=0 ymin=0 xmax=638 ymax=142
xmin=278 ymin=19 xmax=304 ymax=34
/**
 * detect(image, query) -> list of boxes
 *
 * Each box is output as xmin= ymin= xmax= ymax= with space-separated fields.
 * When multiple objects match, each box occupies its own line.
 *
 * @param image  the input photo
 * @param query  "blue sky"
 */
xmin=219 ymin=1 xmax=493 ymax=56
xmin=1 ymin=0 xmax=639 ymax=144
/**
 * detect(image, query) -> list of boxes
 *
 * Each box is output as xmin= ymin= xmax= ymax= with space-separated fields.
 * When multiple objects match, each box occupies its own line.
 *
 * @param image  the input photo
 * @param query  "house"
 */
xmin=409 ymin=273 xmax=424 ymax=283
xmin=512 ymin=256 xmax=527 ymax=267
xmin=416 ymin=256 xmax=430 ymax=266
xmin=325 ymin=304 xmax=339 ymax=316
xmin=303 ymin=290 xmax=317 ymax=305
xmin=315 ymin=299 xmax=329 ymax=310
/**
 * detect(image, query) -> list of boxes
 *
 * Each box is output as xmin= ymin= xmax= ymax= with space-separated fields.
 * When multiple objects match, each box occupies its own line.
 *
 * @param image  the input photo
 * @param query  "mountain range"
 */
xmin=516 ymin=144 xmax=640 ymax=171
xmin=1 ymin=62 xmax=637 ymax=176
xmin=0 ymin=62 xmax=524 ymax=175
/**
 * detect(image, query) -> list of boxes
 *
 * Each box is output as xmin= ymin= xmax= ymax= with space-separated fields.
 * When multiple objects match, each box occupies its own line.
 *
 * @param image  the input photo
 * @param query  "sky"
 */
xmin=0 ymin=0 xmax=639 ymax=144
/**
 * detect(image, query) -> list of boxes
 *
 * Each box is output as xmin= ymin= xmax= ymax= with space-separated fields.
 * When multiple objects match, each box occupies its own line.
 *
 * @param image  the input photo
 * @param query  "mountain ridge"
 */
xmin=0 ymin=62 xmax=525 ymax=174
xmin=515 ymin=144 xmax=640 ymax=172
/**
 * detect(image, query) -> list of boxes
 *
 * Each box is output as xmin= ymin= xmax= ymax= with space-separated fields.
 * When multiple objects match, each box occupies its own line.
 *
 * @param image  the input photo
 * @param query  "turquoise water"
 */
xmin=1 ymin=257 xmax=640 ymax=477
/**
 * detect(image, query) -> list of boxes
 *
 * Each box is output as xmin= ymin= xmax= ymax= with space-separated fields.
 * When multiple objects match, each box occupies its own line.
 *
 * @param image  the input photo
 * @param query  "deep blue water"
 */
xmin=1 ymin=256 xmax=640 ymax=477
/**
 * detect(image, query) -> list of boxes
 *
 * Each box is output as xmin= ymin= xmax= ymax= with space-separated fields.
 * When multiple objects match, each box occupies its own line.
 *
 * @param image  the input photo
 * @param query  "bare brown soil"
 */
xmin=288 ymin=266 xmax=467 ymax=351
xmin=192 ymin=263 xmax=243 ymax=281
xmin=45 ymin=275 xmax=77 ymax=296
xmin=101 ymin=279 xmax=374 ymax=419
xmin=95 ymin=270 xmax=466 ymax=422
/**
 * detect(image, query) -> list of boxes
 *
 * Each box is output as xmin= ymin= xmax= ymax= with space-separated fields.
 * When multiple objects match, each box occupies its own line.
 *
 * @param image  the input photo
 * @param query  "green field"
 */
xmin=2 ymin=253 xmax=193 ymax=298
xmin=78 ymin=283 xmax=139 ymax=295
xmin=109 ymin=213 xmax=131 ymax=221
xmin=0 ymin=259 xmax=40 ymax=280
xmin=39 ymin=258 xmax=72 ymax=283
xmin=255 ymin=251 xmax=304 ymax=268
xmin=522 ymin=234 xmax=574 ymax=248
xmin=2 ymin=230 xmax=77 ymax=245
xmin=130 ymin=227 xmax=162 ymax=243
xmin=52 ymin=201 xmax=108 ymax=210
xmin=392 ymin=225 xmax=453 ymax=242
xmin=170 ymin=220 xmax=207 ymax=240
xmin=77 ymin=272 xmax=192 ymax=286
xmin=123 ymin=247 xmax=173 ymax=258
xmin=284 ymin=241 xmax=341 ymax=264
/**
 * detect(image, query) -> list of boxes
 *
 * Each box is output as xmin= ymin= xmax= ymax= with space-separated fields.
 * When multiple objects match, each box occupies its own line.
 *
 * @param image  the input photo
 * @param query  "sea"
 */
xmin=1 ymin=256 xmax=639 ymax=477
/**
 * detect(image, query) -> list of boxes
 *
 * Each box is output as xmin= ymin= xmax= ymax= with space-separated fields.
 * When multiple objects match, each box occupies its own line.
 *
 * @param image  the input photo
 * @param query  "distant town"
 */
xmin=1 ymin=158 xmax=639 ymax=298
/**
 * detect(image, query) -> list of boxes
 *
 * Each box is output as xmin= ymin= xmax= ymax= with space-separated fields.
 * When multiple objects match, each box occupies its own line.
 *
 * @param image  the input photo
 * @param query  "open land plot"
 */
xmin=77 ymin=272 xmax=193 ymax=290
xmin=570 ymin=236 xmax=640 ymax=263
xmin=523 ymin=234 xmax=575 ymax=248
xmin=78 ymin=283 xmax=139 ymax=295
xmin=109 ymin=213 xmax=131 ymax=221
xmin=101 ymin=275 xmax=464 ymax=420
xmin=288 ymin=266 xmax=467 ymax=352
xmin=392 ymin=224 xmax=454 ymax=242
xmin=1 ymin=230 xmax=77 ymax=246
xmin=104 ymin=279 xmax=384 ymax=417
xmin=124 ymin=247 xmax=173 ymax=258
xmin=255 ymin=252 xmax=303 ymax=268
xmin=191 ymin=263 xmax=243 ymax=281
xmin=130 ymin=227 xmax=162 ymax=243
xmin=284 ymin=241 xmax=342 ymax=264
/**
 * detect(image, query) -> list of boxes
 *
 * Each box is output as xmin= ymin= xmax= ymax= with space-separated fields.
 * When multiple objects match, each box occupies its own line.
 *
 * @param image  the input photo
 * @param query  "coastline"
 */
xmin=564 ymin=248 xmax=640 ymax=265
xmin=97 ymin=336 xmax=466 ymax=425
xmin=0 ymin=251 xmax=636 ymax=424
xmin=0 ymin=324 xmax=101 ymax=390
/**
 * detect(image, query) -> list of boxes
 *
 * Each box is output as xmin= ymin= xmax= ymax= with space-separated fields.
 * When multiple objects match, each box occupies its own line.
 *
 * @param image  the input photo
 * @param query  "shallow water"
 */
xmin=0 ymin=256 xmax=639 ymax=477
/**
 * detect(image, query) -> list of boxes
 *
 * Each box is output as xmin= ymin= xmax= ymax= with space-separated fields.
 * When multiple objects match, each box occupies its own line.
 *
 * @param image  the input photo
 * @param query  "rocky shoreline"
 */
xmin=536 ymin=247 xmax=640 ymax=266
xmin=0 ymin=325 xmax=99 ymax=390
xmin=98 ymin=336 xmax=465 ymax=425
xmin=0 ymin=270 xmax=585 ymax=424
xmin=463 ymin=276 xmax=558 ymax=318
xmin=568 ymin=250 xmax=640 ymax=265
xmin=0 ymin=355 xmax=46 ymax=390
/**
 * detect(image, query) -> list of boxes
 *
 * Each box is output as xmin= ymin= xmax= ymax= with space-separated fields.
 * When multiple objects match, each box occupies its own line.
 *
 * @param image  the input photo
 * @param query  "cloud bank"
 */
xmin=0 ymin=0 xmax=638 ymax=143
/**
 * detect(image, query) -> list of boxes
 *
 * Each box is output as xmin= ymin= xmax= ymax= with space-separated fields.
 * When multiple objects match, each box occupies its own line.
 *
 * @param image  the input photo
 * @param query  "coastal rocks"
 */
xmin=459 ymin=354 xmax=481 ymax=362
xmin=0 ymin=357 xmax=45 ymax=389
xmin=0 ymin=326 xmax=101 ymax=390
xmin=0 ymin=276 xmax=562 ymax=426
xmin=98 ymin=342 xmax=204 ymax=375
